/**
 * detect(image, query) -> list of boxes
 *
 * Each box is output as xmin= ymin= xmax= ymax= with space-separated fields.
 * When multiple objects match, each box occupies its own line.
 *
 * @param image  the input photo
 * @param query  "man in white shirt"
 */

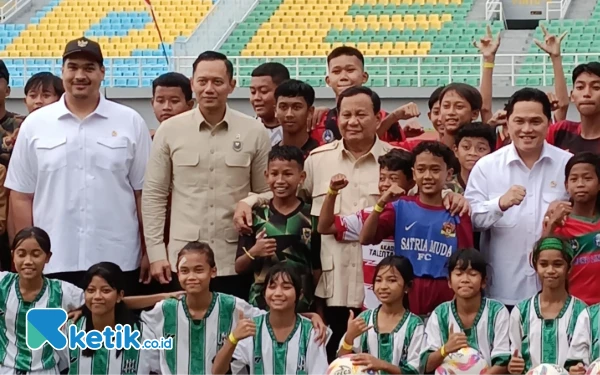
xmin=5 ymin=37 xmax=151 ymax=295
xmin=464 ymin=88 xmax=571 ymax=308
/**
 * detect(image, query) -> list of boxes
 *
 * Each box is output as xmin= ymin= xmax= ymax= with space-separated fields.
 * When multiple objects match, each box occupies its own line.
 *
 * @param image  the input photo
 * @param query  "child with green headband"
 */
xmin=507 ymin=236 xmax=587 ymax=374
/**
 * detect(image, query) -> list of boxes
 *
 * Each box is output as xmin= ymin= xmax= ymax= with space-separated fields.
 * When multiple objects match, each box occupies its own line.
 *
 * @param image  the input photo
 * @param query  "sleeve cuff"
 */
xmin=147 ymin=243 xmax=168 ymax=264
xmin=491 ymin=354 xmax=511 ymax=367
xmin=482 ymin=196 xmax=504 ymax=217
xmin=241 ymin=193 xmax=260 ymax=207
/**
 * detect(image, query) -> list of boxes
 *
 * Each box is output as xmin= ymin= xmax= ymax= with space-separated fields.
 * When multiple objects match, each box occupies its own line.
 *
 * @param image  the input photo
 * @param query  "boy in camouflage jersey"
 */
xmin=235 ymin=145 xmax=321 ymax=313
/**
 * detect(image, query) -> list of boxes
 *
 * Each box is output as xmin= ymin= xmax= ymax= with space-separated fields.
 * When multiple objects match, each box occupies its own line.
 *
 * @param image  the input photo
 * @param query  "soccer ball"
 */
xmin=585 ymin=360 xmax=600 ymax=375
xmin=326 ymin=354 xmax=376 ymax=375
xmin=435 ymin=347 xmax=489 ymax=375
xmin=526 ymin=363 xmax=569 ymax=375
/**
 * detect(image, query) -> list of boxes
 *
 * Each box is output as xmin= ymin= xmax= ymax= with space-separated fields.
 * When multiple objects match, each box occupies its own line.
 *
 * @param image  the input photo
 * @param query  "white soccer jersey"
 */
xmin=335 ymin=207 xmax=395 ymax=309
xmin=64 ymin=316 xmax=159 ymax=374
xmin=422 ymin=298 xmax=511 ymax=368
xmin=0 ymin=272 xmax=84 ymax=373
xmin=340 ymin=307 xmax=423 ymax=374
xmin=231 ymin=313 xmax=329 ymax=375
xmin=141 ymin=292 xmax=263 ymax=375
xmin=509 ymin=294 xmax=587 ymax=371
xmin=566 ymin=303 xmax=600 ymax=367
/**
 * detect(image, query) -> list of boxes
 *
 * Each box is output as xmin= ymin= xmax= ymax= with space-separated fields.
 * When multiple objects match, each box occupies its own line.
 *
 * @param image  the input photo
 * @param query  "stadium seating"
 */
xmin=0 ymin=0 xmax=213 ymax=87
xmin=220 ymin=0 xmax=504 ymax=87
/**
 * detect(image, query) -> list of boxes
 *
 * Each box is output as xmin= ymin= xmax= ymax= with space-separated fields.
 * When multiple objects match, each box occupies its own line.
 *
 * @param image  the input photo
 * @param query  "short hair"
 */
xmin=152 ymin=72 xmax=193 ymax=102
xmin=327 ymin=46 xmax=365 ymax=67
xmin=428 ymin=86 xmax=445 ymax=110
xmin=274 ymin=79 xmax=315 ymax=107
xmin=192 ymin=51 xmax=233 ymax=80
xmin=336 ymin=86 xmax=381 ymax=114
xmin=412 ymin=140 xmax=456 ymax=170
xmin=448 ymin=248 xmax=488 ymax=279
xmin=565 ymin=152 xmax=600 ymax=211
xmin=24 ymin=72 xmax=64 ymax=97
xmin=439 ymin=83 xmax=482 ymax=111
xmin=455 ymin=121 xmax=496 ymax=152
xmin=505 ymin=88 xmax=552 ymax=121
xmin=251 ymin=62 xmax=290 ymax=86
xmin=378 ymin=148 xmax=414 ymax=181
xmin=268 ymin=145 xmax=305 ymax=169
xmin=262 ymin=263 xmax=303 ymax=304
xmin=572 ymin=62 xmax=600 ymax=84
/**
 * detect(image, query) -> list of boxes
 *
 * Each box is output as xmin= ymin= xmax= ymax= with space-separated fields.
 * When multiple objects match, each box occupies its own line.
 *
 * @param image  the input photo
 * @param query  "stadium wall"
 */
xmin=5 ymin=86 xmax=581 ymax=129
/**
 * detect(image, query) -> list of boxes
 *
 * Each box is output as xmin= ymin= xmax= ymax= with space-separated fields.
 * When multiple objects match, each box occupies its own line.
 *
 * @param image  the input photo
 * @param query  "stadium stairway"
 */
xmin=219 ymin=0 xmax=504 ymax=87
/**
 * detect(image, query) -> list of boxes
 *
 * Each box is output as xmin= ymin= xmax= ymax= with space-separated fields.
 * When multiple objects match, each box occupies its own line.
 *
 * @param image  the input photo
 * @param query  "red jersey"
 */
xmin=547 ymin=120 xmax=600 ymax=154
xmin=311 ymin=108 xmax=406 ymax=146
xmin=554 ymin=214 xmax=600 ymax=305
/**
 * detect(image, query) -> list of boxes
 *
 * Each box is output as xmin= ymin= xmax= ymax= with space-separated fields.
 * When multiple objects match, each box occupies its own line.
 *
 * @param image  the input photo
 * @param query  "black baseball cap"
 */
xmin=0 ymin=60 xmax=9 ymax=83
xmin=63 ymin=37 xmax=104 ymax=66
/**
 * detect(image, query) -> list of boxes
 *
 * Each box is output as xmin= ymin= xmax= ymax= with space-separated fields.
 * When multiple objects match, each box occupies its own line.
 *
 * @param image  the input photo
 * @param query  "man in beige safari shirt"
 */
xmin=142 ymin=51 xmax=271 ymax=298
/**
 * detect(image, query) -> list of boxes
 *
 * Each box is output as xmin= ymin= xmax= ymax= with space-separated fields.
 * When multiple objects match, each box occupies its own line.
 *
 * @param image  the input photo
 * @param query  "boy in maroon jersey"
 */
xmin=543 ymin=152 xmax=600 ymax=305
xmin=547 ymin=62 xmax=600 ymax=154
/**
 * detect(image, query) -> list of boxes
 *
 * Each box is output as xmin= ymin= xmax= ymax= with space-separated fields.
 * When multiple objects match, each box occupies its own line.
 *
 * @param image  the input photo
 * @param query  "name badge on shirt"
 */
xmin=233 ymin=134 xmax=242 ymax=152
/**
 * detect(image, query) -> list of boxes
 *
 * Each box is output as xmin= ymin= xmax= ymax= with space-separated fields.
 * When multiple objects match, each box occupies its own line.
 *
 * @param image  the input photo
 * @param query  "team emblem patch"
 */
xmin=233 ymin=140 xmax=242 ymax=152
xmin=441 ymin=222 xmax=456 ymax=237
xmin=323 ymin=129 xmax=334 ymax=143
xmin=302 ymin=228 xmax=312 ymax=243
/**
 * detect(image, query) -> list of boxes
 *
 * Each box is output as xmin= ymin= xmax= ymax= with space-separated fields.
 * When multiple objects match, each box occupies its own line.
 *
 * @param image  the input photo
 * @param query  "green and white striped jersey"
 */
xmin=0 ymin=272 xmax=84 ymax=373
xmin=566 ymin=303 xmax=600 ymax=367
xmin=64 ymin=316 xmax=159 ymax=374
xmin=340 ymin=307 xmax=423 ymax=374
xmin=421 ymin=298 xmax=511 ymax=368
xmin=140 ymin=292 xmax=263 ymax=375
xmin=509 ymin=294 xmax=587 ymax=371
xmin=231 ymin=313 xmax=329 ymax=375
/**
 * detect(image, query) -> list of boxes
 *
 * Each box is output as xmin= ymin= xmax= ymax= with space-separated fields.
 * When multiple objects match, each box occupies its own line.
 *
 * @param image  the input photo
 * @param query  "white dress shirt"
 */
xmin=464 ymin=142 xmax=571 ymax=305
xmin=5 ymin=95 xmax=151 ymax=274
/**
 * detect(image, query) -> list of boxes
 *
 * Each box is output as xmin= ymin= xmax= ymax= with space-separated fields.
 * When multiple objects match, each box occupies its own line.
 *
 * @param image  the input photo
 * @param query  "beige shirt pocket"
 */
xmin=315 ymin=254 xmax=334 ymax=299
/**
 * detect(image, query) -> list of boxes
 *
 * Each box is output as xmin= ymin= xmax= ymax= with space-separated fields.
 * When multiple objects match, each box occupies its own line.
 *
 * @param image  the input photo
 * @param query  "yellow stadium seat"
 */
xmin=441 ymin=14 xmax=452 ymax=22
xmin=380 ymin=22 xmax=392 ymax=30
xmin=418 ymin=21 xmax=429 ymax=29
xmin=381 ymin=41 xmax=393 ymax=50
xmin=366 ymin=15 xmax=378 ymax=23
xmin=407 ymin=41 xmax=418 ymax=50
xmin=416 ymin=48 xmax=428 ymax=55
xmin=369 ymin=42 xmax=381 ymax=52
xmin=416 ymin=14 xmax=427 ymax=22
xmin=391 ymin=14 xmax=402 ymax=23
xmin=430 ymin=20 xmax=442 ymax=29
xmin=356 ymin=22 xmax=368 ymax=31
xmin=405 ymin=22 xmax=416 ymax=30
xmin=404 ymin=14 xmax=415 ymax=23
xmin=420 ymin=41 xmax=431 ymax=49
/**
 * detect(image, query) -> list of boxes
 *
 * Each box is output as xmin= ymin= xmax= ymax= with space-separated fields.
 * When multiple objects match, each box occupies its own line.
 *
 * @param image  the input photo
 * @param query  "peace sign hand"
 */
xmin=534 ymin=25 xmax=568 ymax=58
xmin=473 ymin=24 xmax=501 ymax=60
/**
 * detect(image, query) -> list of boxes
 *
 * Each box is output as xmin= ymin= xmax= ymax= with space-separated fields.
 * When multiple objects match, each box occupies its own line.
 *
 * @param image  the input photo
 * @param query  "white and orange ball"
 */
xmin=526 ymin=363 xmax=569 ymax=375
xmin=326 ymin=354 xmax=377 ymax=375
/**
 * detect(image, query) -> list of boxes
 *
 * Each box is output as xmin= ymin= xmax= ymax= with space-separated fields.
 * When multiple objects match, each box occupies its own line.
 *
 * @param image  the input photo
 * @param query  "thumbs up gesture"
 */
xmin=508 ymin=349 xmax=525 ymax=374
xmin=444 ymin=324 xmax=468 ymax=354
xmin=231 ymin=310 xmax=256 ymax=342
xmin=345 ymin=310 xmax=373 ymax=344
xmin=569 ymin=362 xmax=586 ymax=375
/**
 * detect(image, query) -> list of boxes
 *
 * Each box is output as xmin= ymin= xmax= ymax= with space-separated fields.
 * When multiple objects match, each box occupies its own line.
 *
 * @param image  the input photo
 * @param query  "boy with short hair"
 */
xmin=274 ymin=79 xmax=320 ymax=157
xmin=234 ymin=145 xmax=321 ymax=313
xmin=360 ymin=141 xmax=474 ymax=316
xmin=0 ymin=60 xmax=24 ymax=167
xmin=318 ymin=148 xmax=415 ymax=310
xmin=451 ymin=121 xmax=496 ymax=193
xmin=23 ymin=72 xmax=64 ymax=114
xmin=438 ymin=83 xmax=483 ymax=149
xmin=151 ymin=72 xmax=194 ymax=126
xmin=250 ymin=62 xmax=290 ymax=146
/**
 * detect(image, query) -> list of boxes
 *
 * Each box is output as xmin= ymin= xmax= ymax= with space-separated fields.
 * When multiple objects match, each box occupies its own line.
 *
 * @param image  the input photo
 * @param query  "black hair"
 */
xmin=505 ymin=88 xmax=552 ymax=122
xmin=378 ymin=148 xmax=414 ymax=181
xmin=268 ymin=145 xmax=305 ymax=169
xmin=262 ymin=263 xmax=303 ymax=306
xmin=448 ymin=248 xmax=488 ymax=279
xmin=192 ymin=51 xmax=233 ymax=80
xmin=12 ymin=226 xmax=51 ymax=254
xmin=455 ymin=121 xmax=496 ymax=152
xmin=373 ymin=255 xmax=414 ymax=309
xmin=412 ymin=140 xmax=457 ymax=171
xmin=152 ymin=72 xmax=193 ymax=102
xmin=572 ymin=62 xmax=600 ymax=84
xmin=24 ymin=72 xmax=64 ymax=97
xmin=565 ymin=152 xmax=600 ymax=211
xmin=336 ymin=86 xmax=381 ymax=114
xmin=251 ymin=63 xmax=290 ymax=86
xmin=80 ymin=262 xmax=139 ymax=358
xmin=274 ymin=79 xmax=315 ymax=107
xmin=439 ymin=83 xmax=483 ymax=111
xmin=428 ymin=86 xmax=445 ymax=110
xmin=327 ymin=46 xmax=365 ymax=68
xmin=176 ymin=241 xmax=216 ymax=268
xmin=531 ymin=236 xmax=573 ymax=293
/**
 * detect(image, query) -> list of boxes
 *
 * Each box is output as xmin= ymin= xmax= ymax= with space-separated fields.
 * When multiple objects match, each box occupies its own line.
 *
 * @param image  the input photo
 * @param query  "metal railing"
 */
xmin=4 ymin=53 xmax=596 ymax=87
xmin=546 ymin=0 xmax=572 ymax=20
xmin=0 ymin=0 xmax=30 ymax=23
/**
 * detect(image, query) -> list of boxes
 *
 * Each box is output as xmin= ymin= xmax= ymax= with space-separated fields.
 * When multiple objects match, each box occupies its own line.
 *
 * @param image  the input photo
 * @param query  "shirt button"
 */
xmin=210 ymin=204 xmax=214 ymax=208
xmin=209 ymin=167 xmax=214 ymax=172
xmin=210 ymin=186 xmax=213 ymax=190
xmin=210 ymin=222 xmax=214 ymax=226
xmin=354 ymin=202 xmax=357 ymax=206
xmin=211 ymin=240 xmax=214 ymax=243
xmin=354 ymin=183 xmax=358 ymax=188
xmin=210 ymin=149 xmax=214 ymax=154
xmin=80 ymin=207 xmax=84 ymax=212
xmin=78 ymin=166 xmax=83 ymax=170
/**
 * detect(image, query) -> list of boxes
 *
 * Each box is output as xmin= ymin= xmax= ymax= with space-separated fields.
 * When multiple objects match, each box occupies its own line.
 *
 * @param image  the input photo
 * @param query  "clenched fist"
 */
xmin=329 ymin=174 xmax=349 ymax=192
xmin=499 ymin=185 xmax=526 ymax=212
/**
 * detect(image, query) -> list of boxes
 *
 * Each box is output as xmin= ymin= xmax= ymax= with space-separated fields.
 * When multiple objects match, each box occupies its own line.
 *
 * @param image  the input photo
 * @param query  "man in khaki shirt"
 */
xmin=142 ymin=51 xmax=271 ymax=299
xmin=235 ymin=86 xmax=394 ymax=359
